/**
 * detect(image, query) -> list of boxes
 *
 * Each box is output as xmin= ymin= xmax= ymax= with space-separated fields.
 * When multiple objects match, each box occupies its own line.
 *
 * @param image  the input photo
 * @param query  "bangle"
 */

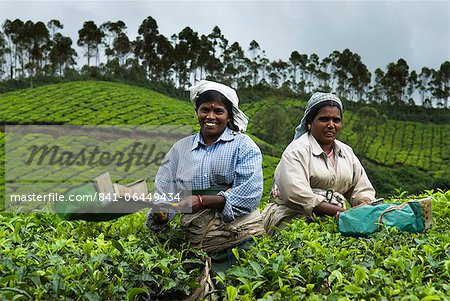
xmin=197 ymin=195 xmax=203 ymax=210
xmin=335 ymin=211 xmax=341 ymax=221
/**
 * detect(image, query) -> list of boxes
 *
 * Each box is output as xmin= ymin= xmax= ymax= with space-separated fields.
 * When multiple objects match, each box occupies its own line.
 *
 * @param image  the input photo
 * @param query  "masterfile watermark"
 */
xmin=25 ymin=142 xmax=167 ymax=172
xmin=5 ymin=125 xmax=193 ymax=213
xmin=9 ymin=193 xmax=82 ymax=203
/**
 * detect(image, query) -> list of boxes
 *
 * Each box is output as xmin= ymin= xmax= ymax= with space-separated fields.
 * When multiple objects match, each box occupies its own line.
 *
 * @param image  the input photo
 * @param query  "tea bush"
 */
xmin=219 ymin=191 xmax=450 ymax=300
xmin=1 ymin=81 xmax=449 ymax=300
xmin=1 ymin=191 xmax=448 ymax=300
xmin=0 ymin=212 xmax=208 ymax=300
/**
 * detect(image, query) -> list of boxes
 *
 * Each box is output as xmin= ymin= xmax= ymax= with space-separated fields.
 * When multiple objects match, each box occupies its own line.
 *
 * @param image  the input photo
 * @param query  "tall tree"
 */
xmin=24 ymin=21 xmax=50 ymax=77
xmin=383 ymin=59 xmax=409 ymax=105
xmin=0 ymin=30 xmax=5 ymax=79
xmin=430 ymin=61 xmax=450 ymax=108
xmin=406 ymin=70 xmax=419 ymax=105
xmin=267 ymin=59 xmax=289 ymax=88
xmin=114 ymin=32 xmax=131 ymax=66
xmin=289 ymin=51 xmax=308 ymax=93
xmin=47 ymin=19 xmax=63 ymax=39
xmin=2 ymin=19 xmax=25 ymax=79
xmin=329 ymin=49 xmax=370 ymax=100
xmin=222 ymin=41 xmax=247 ymax=87
xmin=172 ymin=26 xmax=199 ymax=86
xmin=77 ymin=21 xmax=103 ymax=67
xmin=306 ymin=53 xmax=319 ymax=93
xmin=349 ymin=59 xmax=371 ymax=101
xmin=49 ymin=33 xmax=77 ymax=76
xmin=317 ymin=56 xmax=332 ymax=92
xmin=371 ymin=68 xmax=386 ymax=103
xmin=418 ymin=67 xmax=432 ymax=105
xmin=153 ymin=34 xmax=173 ymax=82
xmin=196 ymin=34 xmax=215 ymax=81
xmin=136 ymin=16 xmax=160 ymax=79
xmin=173 ymin=34 xmax=188 ymax=86
xmin=100 ymin=21 xmax=126 ymax=63
xmin=207 ymin=26 xmax=227 ymax=62
xmin=259 ymin=55 xmax=270 ymax=84
xmin=248 ymin=40 xmax=264 ymax=85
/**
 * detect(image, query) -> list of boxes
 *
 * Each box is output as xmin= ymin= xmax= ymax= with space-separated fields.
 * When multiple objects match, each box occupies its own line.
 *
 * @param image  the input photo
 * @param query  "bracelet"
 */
xmin=335 ymin=211 xmax=341 ymax=221
xmin=197 ymin=195 xmax=203 ymax=210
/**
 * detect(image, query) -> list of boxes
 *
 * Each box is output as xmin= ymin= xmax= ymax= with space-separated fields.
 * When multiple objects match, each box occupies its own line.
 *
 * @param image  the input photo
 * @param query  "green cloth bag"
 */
xmin=55 ymin=182 xmax=131 ymax=221
xmin=57 ymin=183 xmax=230 ymax=222
xmin=337 ymin=198 xmax=432 ymax=237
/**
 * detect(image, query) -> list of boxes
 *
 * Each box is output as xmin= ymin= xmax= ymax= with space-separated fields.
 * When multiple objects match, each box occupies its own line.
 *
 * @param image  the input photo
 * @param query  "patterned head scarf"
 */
xmin=190 ymin=80 xmax=249 ymax=132
xmin=293 ymin=92 xmax=343 ymax=140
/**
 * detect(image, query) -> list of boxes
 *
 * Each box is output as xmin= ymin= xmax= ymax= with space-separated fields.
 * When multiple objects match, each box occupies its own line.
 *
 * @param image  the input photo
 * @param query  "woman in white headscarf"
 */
xmin=146 ymin=80 xmax=265 ymax=273
xmin=262 ymin=92 xmax=376 ymax=235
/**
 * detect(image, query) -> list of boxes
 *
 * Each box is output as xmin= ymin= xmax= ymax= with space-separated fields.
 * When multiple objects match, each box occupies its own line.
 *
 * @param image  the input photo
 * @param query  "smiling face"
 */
xmin=310 ymin=106 xmax=342 ymax=152
xmin=197 ymin=100 xmax=229 ymax=145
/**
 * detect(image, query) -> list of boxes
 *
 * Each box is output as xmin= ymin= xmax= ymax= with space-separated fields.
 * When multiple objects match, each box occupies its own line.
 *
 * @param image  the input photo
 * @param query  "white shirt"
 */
xmin=274 ymin=133 xmax=376 ymax=218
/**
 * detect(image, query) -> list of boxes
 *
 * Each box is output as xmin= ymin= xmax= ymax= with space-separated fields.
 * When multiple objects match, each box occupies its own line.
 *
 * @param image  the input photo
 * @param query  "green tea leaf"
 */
xmin=0 ymin=287 xmax=32 ymax=299
xmin=226 ymin=286 xmax=238 ymax=301
xmin=111 ymin=239 xmax=125 ymax=254
xmin=0 ymin=275 xmax=17 ymax=284
xmin=126 ymin=287 xmax=148 ymax=301
xmin=345 ymin=284 xmax=363 ymax=294
xmin=328 ymin=270 xmax=344 ymax=285
xmin=421 ymin=296 xmax=441 ymax=301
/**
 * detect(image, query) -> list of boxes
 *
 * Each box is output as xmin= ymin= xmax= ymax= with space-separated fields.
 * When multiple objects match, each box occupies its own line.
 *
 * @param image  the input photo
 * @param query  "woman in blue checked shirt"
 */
xmin=146 ymin=80 xmax=265 ymax=273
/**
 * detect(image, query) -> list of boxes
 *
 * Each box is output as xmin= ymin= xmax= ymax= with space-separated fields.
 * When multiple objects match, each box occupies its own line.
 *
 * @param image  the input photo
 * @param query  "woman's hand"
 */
xmin=179 ymin=195 xmax=226 ymax=214
xmin=313 ymin=201 xmax=346 ymax=217
xmin=151 ymin=211 xmax=169 ymax=225
xmin=179 ymin=195 xmax=203 ymax=213
xmin=352 ymin=198 xmax=372 ymax=207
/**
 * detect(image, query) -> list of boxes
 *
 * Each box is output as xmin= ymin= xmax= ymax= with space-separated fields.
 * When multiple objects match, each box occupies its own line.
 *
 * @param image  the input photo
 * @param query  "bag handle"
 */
xmin=377 ymin=202 xmax=410 ymax=231
xmin=377 ymin=197 xmax=432 ymax=232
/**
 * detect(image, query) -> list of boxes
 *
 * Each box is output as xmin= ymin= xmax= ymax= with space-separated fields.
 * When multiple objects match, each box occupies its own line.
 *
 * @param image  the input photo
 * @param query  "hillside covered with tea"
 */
xmin=0 ymin=81 xmax=449 ymax=300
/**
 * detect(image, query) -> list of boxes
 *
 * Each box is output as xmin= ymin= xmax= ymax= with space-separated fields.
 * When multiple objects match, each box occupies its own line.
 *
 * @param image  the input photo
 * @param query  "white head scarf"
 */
xmin=294 ymin=92 xmax=343 ymax=140
xmin=189 ymin=80 xmax=249 ymax=133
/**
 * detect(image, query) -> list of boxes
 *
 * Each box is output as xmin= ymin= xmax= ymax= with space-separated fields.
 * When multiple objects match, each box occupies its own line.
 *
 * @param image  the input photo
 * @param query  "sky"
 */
xmin=0 ymin=0 xmax=449 ymax=74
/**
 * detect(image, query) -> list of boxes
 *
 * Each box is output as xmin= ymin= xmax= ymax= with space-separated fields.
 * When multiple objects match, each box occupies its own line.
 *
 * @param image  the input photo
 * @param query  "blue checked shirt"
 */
xmin=147 ymin=127 xmax=263 ymax=228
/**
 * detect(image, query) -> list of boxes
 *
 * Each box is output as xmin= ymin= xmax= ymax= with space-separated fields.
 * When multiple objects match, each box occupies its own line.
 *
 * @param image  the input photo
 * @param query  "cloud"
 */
xmin=0 ymin=0 xmax=448 ymax=73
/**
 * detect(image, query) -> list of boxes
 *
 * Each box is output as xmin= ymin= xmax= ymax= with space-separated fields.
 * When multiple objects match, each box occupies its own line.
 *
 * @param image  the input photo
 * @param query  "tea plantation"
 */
xmin=242 ymin=97 xmax=449 ymax=197
xmin=0 ymin=81 xmax=449 ymax=300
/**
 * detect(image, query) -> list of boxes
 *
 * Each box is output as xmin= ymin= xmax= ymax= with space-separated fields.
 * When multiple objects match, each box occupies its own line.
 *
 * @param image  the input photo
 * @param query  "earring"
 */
xmin=307 ymin=124 xmax=311 ymax=130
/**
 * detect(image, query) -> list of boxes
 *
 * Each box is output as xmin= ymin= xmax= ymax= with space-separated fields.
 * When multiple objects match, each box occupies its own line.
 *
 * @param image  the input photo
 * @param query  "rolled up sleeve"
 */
xmin=349 ymin=153 xmax=376 ymax=206
xmin=146 ymin=146 xmax=179 ymax=230
xmin=275 ymin=149 xmax=324 ymax=218
xmin=218 ymin=139 xmax=263 ymax=222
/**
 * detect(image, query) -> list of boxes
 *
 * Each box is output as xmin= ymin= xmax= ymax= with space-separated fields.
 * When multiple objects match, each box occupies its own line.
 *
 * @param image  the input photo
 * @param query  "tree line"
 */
xmin=0 ymin=17 xmax=448 ymax=107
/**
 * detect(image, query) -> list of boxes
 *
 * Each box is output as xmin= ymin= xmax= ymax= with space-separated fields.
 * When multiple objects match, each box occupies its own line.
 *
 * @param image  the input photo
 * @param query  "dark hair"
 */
xmin=195 ymin=90 xmax=239 ymax=131
xmin=305 ymin=100 xmax=342 ymax=126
